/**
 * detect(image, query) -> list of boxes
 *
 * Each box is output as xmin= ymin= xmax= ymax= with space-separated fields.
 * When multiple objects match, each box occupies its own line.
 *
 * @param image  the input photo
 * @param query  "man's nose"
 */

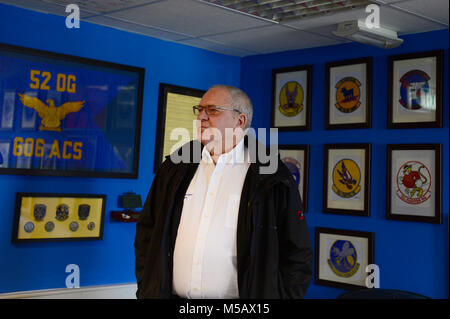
xmin=197 ymin=108 xmax=209 ymax=120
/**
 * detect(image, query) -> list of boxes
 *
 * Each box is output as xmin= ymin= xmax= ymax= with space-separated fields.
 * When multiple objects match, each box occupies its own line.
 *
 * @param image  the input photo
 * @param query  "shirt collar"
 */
xmin=201 ymin=136 xmax=247 ymax=166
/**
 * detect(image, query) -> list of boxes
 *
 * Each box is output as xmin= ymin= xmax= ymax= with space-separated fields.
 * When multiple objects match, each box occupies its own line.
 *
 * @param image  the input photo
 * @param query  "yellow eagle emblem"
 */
xmin=18 ymin=93 xmax=85 ymax=132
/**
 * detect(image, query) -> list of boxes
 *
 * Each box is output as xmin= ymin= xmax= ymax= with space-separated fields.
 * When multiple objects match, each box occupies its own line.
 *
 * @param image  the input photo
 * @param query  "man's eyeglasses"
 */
xmin=193 ymin=105 xmax=241 ymax=116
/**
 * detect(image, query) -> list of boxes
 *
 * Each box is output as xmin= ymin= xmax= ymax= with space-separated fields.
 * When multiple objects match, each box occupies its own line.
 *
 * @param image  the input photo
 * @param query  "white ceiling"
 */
xmin=1 ymin=0 xmax=448 ymax=56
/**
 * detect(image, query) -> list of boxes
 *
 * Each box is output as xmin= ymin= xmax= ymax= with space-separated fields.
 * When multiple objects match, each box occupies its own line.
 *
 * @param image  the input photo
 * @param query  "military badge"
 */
xmin=33 ymin=204 xmax=46 ymax=221
xmin=396 ymin=161 xmax=431 ymax=205
xmin=78 ymin=204 xmax=90 ymax=220
xmin=332 ymin=159 xmax=361 ymax=198
xmin=87 ymin=222 xmax=95 ymax=231
xmin=399 ymin=70 xmax=432 ymax=110
xmin=55 ymin=204 xmax=69 ymax=221
xmin=278 ymin=81 xmax=304 ymax=117
xmin=335 ymin=77 xmax=361 ymax=113
xmin=327 ymin=240 xmax=360 ymax=278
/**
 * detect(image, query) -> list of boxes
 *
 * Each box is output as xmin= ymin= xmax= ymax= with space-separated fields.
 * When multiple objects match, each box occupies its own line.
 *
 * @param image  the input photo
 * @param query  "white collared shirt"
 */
xmin=172 ymin=138 xmax=250 ymax=299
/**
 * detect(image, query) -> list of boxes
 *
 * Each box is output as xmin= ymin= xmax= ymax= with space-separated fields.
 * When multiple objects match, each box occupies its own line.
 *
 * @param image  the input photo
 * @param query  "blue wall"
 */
xmin=0 ymin=4 xmax=240 ymax=293
xmin=241 ymin=29 xmax=449 ymax=299
xmin=0 ymin=3 xmax=448 ymax=299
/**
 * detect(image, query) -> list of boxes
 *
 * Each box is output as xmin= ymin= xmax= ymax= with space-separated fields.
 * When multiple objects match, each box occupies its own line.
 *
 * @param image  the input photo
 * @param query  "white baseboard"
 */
xmin=0 ymin=283 xmax=137 ymax=299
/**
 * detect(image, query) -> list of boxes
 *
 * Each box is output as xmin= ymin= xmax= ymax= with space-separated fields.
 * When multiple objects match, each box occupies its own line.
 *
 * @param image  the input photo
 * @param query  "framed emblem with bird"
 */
xmin=386 ymin=144 xmax=442 ymax=224
xmin=323 ymin=143 xmax=371 ymax=217
xmin=271 ymin=64 xmax=312 ymax=131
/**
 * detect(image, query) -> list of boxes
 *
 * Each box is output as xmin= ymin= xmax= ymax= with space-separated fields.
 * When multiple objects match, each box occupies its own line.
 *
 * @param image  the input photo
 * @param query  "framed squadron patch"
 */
xmin=315 ymin=227 xmax=374 ymax=290
xmin=271 ymin=65 xmax=312 ymax=131
xmin=325 ymin=57 xmax=372 ymax=129
xmin=388 ymin=50 xmax=443 ymax=128
xmin=279 ymin=145 xmax=309 ymax=212
xmin=386 ymin=144 xmax=442 ymax=224
xmin=323 ymin=144 xmax=371 ymax=217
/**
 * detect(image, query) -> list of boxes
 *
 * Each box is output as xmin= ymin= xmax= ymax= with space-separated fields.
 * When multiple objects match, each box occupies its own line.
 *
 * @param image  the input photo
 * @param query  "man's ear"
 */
xmin=237 ymin=113 xmax=247 ymax=129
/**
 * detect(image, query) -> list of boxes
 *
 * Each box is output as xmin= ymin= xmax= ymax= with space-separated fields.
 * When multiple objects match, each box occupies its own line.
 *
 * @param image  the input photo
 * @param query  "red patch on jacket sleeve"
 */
xmin=298 ymin=210 xmax=304 ymax=220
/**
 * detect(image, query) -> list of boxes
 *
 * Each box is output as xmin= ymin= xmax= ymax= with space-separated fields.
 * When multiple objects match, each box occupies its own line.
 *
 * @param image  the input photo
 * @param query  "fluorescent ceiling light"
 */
xmin=332 ymin=20 xmax=403 ymax=49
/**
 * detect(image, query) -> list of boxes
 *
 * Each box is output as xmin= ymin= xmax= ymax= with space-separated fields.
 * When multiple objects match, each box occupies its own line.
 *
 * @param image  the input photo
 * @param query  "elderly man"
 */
xmin=134 ymin=85 xmax=312 ymax=299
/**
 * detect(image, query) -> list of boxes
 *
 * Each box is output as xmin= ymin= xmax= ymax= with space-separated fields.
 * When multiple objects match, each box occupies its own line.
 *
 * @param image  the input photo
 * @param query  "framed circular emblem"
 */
xmin=272 ymin=64 xmax=312 ymax=131
xmin=55 ymin=204 xmax=69 ymax=221
xmin=328 ymin=240 xmax=360 ymax=278
xmin=335 ymin=76 xmax=361 ymax=113
xmin=33 ymin=204 xmax=46 ymax=221
xmin=87 ymin=222 xmax=95 ymax=231
xmin=325 ymin=57 xmax=372 ymax=130
xmin=388 ymin=50 xmax=443 ymax=129
xmin=332 ymin=159 xmax=361 ymax=198
xmin=399 ymin=70 xmax=431 ymax=110
xmin=396 ymin=161 xmax=432 ymax=205
xmin=324 ymin=144 xmax=370 ymax=217
xmin=278 ymin=81 xmax=304 ymax=117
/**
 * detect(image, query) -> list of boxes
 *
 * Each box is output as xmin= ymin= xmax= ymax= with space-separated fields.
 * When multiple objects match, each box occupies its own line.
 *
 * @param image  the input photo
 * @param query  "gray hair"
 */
xmin=209 ymin=84 xmax=253 ymax=129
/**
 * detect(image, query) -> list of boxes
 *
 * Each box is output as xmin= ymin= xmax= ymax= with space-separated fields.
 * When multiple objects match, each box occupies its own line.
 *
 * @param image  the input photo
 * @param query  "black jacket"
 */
xmin=134 ymin=136 xmax=313 ymax=299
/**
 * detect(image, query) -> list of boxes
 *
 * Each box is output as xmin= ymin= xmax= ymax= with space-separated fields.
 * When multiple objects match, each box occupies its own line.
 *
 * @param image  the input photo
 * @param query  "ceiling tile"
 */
xmin=201 ymin=25 xmax=342 ymax=54
xmin=392 ymin=0 xmax=449 ymax=25
xmin=42 ymin=0 xmax=159 ymax=15
xmin=83 ymin=15 xmax=189 ymax=41
xmin=106 ymin=0 xmax=272 ymax=37
xmin=178 ymin=38 xmax=259 ymax=57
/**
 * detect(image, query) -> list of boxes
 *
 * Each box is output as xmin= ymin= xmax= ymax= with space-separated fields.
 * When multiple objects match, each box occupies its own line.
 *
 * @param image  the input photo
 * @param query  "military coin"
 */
xmin=69 ymin=221 xmax=79 ymax=232
xmin=24 ymin=222 xmax=34 ymax=233
xmin=87 ymin=222 xmax=95 ymax=231
xmin=45 ymin=221 xmax=55 ymax=232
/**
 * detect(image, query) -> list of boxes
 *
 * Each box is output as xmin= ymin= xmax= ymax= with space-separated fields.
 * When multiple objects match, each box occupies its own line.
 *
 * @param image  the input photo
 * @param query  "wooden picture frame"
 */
xmin=12 ymin=193 xmax=106 ymax=243
xmin=279 ymin=144 xmax=310 ymax=212
xmin=386 ymin=144 xmax=442 ymax=224
xmin=388 ymin=50 xmax=443 ymax=129
xmin=153 ymin=83 xmax=205 ymax=172
xmin=325 ymin=57 xmax=372 ymax=129
xmin=315 ymin=227 xmax=374 ymax=290
xmin=271 ymin=65 xmax=312 ymax=131
xmin=323 ymin=143 xmax=371 ymax=217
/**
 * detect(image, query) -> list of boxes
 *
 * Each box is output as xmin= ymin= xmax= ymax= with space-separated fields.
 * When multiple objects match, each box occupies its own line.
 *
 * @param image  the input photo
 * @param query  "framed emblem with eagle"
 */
xmin=325 ymin=57 xmax=372 ymax=130
xmin=386 ymin=144 xmax=442 ymax=224
xmin=271 ymin=64 xmax=312 ymax=131
xmin=323 ymin=143 xmax=371 ymax=217
xmin=388 ymin=50 xmax=443 ymax=129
